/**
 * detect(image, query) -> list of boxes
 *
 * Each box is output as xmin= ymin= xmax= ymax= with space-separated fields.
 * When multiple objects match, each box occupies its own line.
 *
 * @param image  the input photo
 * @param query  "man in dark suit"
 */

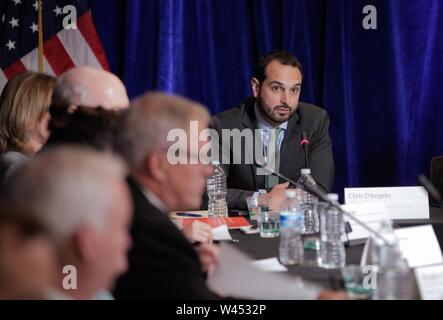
xmin=213 ymin=51 xmax=335 ymax=210
xmin=113 ymin=93 xmax=219 ymax=300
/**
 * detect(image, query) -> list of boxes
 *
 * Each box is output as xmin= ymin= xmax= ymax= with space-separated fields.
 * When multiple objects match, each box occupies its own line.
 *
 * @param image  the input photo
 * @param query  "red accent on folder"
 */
xmin=180 ymin=217 xmax=252 ymax=229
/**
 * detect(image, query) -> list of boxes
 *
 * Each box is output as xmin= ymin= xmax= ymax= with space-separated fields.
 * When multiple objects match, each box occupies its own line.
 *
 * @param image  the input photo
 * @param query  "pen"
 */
xmin=213 ymin=239 xmax=240 ymax=244
xmin=176 ymin=212 xmax=204 ymax=218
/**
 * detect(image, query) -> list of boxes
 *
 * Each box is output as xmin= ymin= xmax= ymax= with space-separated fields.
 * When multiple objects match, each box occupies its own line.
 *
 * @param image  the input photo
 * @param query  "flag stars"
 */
xmin=1 ymin=15 xmax=5 ymax=24
xmin=9 ymin=17 xmax=19 ymax=28
xmin=30 ymin=22 xmax=38 ymax=33
xmin=12 ymin=0 xmax=22 ymax=5
xmin=33 ymin=1 xmax=40 ymax=11
xmin=6 ymin=40 xmax=16 ymax=51
xmin=54 ymin=6 xmax=62 ymax=16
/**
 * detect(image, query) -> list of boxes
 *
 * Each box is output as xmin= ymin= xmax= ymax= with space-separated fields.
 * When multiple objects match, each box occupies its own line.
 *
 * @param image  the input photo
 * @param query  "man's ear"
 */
xmin=73 ymin=225 xmax=97 ymax=263
xmin=145 ymin=151 xmax=168 ymax=182
xmin=251 ymin=78 xmax=261 ymax=98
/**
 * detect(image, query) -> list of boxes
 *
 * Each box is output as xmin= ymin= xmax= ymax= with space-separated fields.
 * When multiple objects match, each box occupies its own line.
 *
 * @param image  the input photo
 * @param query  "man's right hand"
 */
xmin=182 ymin=221 xmax=213 ymax=244
xmin=266 ymin=182 xmax=290 ymax=211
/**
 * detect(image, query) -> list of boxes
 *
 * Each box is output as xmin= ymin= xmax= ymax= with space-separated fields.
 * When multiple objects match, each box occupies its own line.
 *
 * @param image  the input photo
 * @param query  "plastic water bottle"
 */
xmin=319 ymin=194 xmax=346 ymax=269
xmin=370 ymin=221 xmax=398 ymax=268
xmin=296 ymin=169 xmax=319 ymax=234
xmin=371 ymin=222 xmax=414 ymax=300
xmin=374 ymin=255 xmax=414 ymax=300
xmin=279 ymin=190 xmax=304 ymax=266
xmin=207 ymin=161 xmax=228 ymax=218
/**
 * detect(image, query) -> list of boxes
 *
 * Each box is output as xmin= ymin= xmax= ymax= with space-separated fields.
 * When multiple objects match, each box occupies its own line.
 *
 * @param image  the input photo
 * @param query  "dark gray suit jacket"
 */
xmin=114 ymin=178 xmax=219 ymax=300
xmin=212 ymin=97 xmax=335 ymax=210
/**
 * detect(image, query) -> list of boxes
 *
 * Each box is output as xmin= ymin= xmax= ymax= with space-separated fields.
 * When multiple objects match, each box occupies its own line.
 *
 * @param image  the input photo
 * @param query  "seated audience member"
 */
xmin=0 ymin=205 xmax=57 ymax=300
xmin=50 ymin=66 xmax=130 ymax=111
xmin=0 ymin=72 xmax=56 ymax=184
xmin=45 ymin=106 xmax=120 ymax=151
xmin=43 ymin=66 xmax=128 ymax=151
xmin=113 ymin=92 xmax=219 ymax=300
xmin=5 ymin=147 xmax=132 ymax=300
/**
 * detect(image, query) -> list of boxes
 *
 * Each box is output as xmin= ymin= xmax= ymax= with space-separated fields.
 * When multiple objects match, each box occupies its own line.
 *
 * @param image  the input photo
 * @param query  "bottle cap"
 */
xmin=327 ymin=194 xmax=339 ymax=202
xmin=301 ymin=168 xmax=311 ymax=175
xmin=285 ymin=190 xmax=297 ymax=198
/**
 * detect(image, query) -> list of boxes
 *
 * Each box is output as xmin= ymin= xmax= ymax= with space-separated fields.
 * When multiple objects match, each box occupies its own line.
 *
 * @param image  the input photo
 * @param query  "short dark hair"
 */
xmin=253 ymin=50 xmax=303 ymax=84
xmin=45 ymin=105 xmax=120 ymax=152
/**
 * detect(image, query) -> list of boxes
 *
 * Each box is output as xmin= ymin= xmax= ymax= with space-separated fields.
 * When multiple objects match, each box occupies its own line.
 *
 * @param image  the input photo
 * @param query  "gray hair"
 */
xmin=114 ymin=92 xmax=210 ymax=171
xmin=6 ymin=146 xmax=127 ymax=246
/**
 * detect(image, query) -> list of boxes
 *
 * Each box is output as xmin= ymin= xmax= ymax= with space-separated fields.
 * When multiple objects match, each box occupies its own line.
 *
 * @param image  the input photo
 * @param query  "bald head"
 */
xmin=53 ymin=66 xmax=129 ymax=110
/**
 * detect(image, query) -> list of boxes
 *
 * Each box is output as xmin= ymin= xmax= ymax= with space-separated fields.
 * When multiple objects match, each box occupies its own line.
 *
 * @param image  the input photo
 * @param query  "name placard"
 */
xmin=345 ymin=187 xmax=429 ymax=220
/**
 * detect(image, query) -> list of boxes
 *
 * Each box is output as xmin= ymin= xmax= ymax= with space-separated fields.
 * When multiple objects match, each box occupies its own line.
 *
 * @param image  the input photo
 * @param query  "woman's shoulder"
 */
xmin=1 ymin=151 xmax=28 ymax=165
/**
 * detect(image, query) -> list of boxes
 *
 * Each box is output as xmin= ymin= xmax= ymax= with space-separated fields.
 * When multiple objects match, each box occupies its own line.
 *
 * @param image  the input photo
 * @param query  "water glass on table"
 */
xmin=341 ymin=265 xmax=374 ymax=300
xmin=259 ymin=210 xmax=280 ymax=238
xmin=246 ymin=196 xmax=260 ymax=221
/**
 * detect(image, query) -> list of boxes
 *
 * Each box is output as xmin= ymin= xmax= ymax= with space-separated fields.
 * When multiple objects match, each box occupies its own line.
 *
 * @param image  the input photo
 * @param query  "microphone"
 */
xmin=418 ymin=174 xmax=443 ymax=208
xmin=253 ymin=162 xmax=390 ymax=244
xmin=301 ymin=132 xmax=310 ymax=169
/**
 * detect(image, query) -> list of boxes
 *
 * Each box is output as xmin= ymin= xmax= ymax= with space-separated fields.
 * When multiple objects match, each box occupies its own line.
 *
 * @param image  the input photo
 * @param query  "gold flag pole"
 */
xmin=38 ymin=0 xmax=44 ymax=73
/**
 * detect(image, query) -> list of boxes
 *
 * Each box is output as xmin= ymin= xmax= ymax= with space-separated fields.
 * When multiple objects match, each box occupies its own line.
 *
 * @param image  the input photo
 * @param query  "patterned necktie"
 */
xmin=267 ymin=127 xmax=282 ymax=188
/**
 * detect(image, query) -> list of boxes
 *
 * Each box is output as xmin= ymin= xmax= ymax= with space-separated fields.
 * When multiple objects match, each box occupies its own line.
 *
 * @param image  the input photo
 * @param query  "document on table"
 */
xmin=415 ymin=264 xmax=443 ymax=300
xmin=394 ymin=225 xmax=443 ymax=268
xmin=251 ymin=258 xmax=288 ymax=272
xmin=360 ymin=225 xmax=443 ymax=269
xmin=207 ymin=244 xmax=321 ymax=300
xmin=212 ymin=225 xmax=232 ymax=241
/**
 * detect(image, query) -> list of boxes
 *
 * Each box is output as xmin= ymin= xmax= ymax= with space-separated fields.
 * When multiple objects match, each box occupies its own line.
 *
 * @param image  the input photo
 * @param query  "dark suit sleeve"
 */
xmin=309 ymin=110 xmax=335 ymax=192
xmin=209 ymin=116 xmax=254 ymax=211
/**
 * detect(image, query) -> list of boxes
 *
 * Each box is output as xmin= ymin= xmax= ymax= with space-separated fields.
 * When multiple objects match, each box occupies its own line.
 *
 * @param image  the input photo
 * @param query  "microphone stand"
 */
xmin=256 ymin=163 xmax=390 ymax=244
xmin=418 ymin=174 xmax=443 ymax=210
xmin=301 ymin=133 xmax=310 ymax=169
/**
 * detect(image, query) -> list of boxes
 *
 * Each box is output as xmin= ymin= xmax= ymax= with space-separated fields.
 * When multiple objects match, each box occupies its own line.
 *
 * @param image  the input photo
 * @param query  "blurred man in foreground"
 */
xmin=0 ymin=205 xmax=57 ymax=299
xmin=113 ymin=92 xmax=219 ymax=299
xmin=5 ymin=147 xmax=132 ymax=299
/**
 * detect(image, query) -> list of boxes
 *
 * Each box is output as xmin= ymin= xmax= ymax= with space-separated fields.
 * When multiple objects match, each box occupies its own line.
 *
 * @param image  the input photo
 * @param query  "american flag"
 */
xmin=0 ymin=0 xmax=109 ymax=91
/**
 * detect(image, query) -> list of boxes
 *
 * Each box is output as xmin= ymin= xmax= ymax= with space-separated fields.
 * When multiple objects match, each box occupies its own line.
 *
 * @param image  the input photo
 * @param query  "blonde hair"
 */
xmin=0 ymin=72 xmax=56 ymax=154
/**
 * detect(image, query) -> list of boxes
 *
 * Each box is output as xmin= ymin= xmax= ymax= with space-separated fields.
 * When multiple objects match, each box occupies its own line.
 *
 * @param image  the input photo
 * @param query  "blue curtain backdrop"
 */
xmin=89 ymin=0 xmax=443 ymax=197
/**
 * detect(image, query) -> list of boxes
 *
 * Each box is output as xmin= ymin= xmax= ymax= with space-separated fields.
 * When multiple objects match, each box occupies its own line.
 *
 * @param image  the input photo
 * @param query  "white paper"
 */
xmin=415 ymin=264 xmax=443 ymax=300
xmin=341 ymin=202 xmax=391 ymax=245
xmin=207 ymin=244 xmax=321 ymax=300
xmin=394 ymin=225 xmax=443 ymax=268
xmin=212 ymin=225 xmax=232 ymax=241
xmin=251 ymin=258 xmax=288 ymax=272
xmin=345 ymin=187 xmax=429 ymax=220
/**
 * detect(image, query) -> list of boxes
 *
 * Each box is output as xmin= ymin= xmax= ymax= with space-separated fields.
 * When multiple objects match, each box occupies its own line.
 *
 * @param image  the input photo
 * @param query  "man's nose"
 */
xmin=280 ymin=91 xmax=290 ymax=105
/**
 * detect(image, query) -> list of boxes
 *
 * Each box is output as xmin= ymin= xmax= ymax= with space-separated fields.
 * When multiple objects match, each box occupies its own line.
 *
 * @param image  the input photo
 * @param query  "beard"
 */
xmin=257 ymin=100 xmax=295 ymax=124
